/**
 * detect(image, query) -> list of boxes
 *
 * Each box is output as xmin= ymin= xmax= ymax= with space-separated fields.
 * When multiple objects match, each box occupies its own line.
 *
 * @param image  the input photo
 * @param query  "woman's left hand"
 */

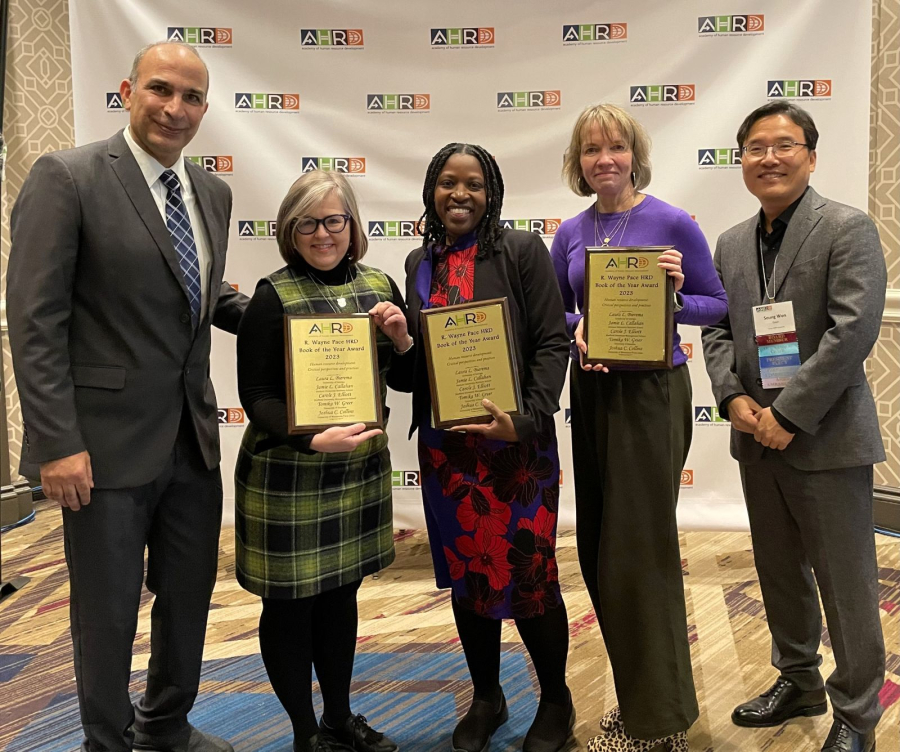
xmin=658 ymin=249 xmax=684 ymax=293
xmin=369 ymin=301 xmax=411 ymax=351
xmin=450 ymin=399 xmax=519 ymax=442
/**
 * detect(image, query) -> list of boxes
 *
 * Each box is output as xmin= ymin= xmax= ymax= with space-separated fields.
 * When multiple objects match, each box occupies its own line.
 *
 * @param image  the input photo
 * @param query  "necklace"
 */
xmin=306 ymin=266 xmax=361 ymax=314
xmin=593 ymin=193 xmax=637 ymax=247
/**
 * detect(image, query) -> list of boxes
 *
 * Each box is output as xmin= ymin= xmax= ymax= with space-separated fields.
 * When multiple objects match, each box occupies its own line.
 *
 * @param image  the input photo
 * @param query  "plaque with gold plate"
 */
xmin=583 ymin=246 xmax=674 ymax=369
xmin=420 ymin=298 xmax=523 ymax=429
xmin=285 ymin=313 xmax=383 ymax=434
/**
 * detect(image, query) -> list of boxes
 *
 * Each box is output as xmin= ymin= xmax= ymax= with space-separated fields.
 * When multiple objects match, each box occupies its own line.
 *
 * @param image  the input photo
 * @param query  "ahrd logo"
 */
xmin=680 ymin=469 xmax=694 ymax=487
xmin=392 ymin=470 xmax=421 ymax=487
xmin=767 ymin=80 xmax=831 ymax=98
xmin=300 ymin=29 xmax=364 ymax=47
xmin=697 ymin=15 xmax=764 ymax=34
xmin=217 ymin=408 xmax=244 ymax=425
xmin=630 ymin=85 xmax=695 ymax=105
xmin=367 ymin=94 xmax=430 ymax=113
xmin=106 ymin=92 xmax=124 ymax=110
xmin=235 ymin=93 xmax=300 ymax=112
xmin=187 ymin=156 xmax=233 ymax=174
xmin=604 ymin=255 xmax=649 ymax=269
xmin=497 ymin=91 xmax=561 ymax=109
xmin=238 ymin=220 xmax=277 ymax=239
xmin=500 ymin=218 xmax=560 ymax=235
xmin=301 ymin=157 xmax=366 ymax=175
xmin=697 ymin=148 xmax=742 ymax=168
xmin=680 ymin=343 xmax=693 ymax=361
xmin=694 ymin=406 xmax=729 ymax=424
xmin=562 ymin=23 xmax=627 ymax=44
xmin=167 ymin=27 xmax=232 ymax=46
xmin=430 ymin=28 xmax=495 ymax=46
xmin=367 ymin=220 xmax=424 ymax=239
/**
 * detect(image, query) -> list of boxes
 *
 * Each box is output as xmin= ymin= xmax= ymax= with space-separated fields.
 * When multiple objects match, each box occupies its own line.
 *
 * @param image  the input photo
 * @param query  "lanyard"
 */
xmin=757 ymin=229 xmax=777 ymax=303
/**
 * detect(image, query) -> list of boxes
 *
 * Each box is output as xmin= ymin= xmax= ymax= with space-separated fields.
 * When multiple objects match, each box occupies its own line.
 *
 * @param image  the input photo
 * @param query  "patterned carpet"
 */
xmin=1 ymin=501 xmax=898 ymax=751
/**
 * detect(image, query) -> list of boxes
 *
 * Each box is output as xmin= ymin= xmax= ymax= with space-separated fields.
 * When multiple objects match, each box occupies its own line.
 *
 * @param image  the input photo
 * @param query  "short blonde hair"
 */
xmin=562 ymin=103 xmax=652 ymax=196
xmin=275 ymin=170 xmax=368 ymax=267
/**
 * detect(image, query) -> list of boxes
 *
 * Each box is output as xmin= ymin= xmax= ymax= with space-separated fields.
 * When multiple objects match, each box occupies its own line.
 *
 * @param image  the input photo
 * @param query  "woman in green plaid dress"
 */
xmin=234 ymin=171 xmax=415 ymax=752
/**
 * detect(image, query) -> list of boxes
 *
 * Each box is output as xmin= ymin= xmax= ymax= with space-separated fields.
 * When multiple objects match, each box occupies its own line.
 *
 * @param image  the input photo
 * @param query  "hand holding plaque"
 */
xmin=420 ymin=298 xmax=523 ymax=429
xmin=285 ymin=314 xmax=383 ymax=434
xmin=583 ymin=246 xmax=675 ymax=369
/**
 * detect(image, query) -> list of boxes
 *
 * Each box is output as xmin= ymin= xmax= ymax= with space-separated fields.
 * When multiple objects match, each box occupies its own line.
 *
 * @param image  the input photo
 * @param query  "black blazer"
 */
xmin=403 ymin=228 xmax=569 ymax=443
xmin=8 ymin=130 xmax=248 ymax=487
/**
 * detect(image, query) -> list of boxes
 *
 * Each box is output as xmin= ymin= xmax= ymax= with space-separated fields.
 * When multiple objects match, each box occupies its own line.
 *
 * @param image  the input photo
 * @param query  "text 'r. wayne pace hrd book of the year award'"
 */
xmin=584 ymin=246 xmax=674 ymax=369
xmin=420 ymin=298 xmax=523 ymax=429
xmin=285 ymin=313 xmax=383 ymax=434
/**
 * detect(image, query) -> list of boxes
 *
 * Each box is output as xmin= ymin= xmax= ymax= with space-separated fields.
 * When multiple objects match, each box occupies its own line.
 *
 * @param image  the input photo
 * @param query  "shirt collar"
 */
xmin=757 ymin=186 xmax=808 ymax=236
xmin=123 ymin=126 xmax=189 ymax=191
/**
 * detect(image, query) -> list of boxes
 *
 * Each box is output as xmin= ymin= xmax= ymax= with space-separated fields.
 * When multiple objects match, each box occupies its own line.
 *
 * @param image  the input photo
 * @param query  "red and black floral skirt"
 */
xmin=417 ymin=424 xmax=563 ymax=620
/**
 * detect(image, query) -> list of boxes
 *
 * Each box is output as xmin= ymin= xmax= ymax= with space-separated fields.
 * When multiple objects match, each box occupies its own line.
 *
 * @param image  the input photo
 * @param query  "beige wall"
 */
xmin=1 ymin=0 xmax=899 ymax=488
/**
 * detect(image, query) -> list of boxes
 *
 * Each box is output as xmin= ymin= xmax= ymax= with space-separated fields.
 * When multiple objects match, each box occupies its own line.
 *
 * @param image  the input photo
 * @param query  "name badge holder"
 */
xmin=752 ymin=237 xmax=801 ymax=389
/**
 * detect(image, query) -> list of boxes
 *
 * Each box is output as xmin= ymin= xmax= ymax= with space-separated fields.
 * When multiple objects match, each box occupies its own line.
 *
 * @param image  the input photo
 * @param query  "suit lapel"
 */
xmin=737 ymin=216 xmax=763 ymax=304
xmin=107 ymin=132 xmax=191 ymax=304
xmin=771 ymin=187 xmax=824 ymax=298
xmin=186 ymin=161 xmax=224 ymax=322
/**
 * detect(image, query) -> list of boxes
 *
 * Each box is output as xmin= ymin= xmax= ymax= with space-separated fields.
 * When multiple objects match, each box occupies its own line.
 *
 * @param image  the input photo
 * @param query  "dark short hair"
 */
xmin=736 ymin=100 xmax=819 ymax=150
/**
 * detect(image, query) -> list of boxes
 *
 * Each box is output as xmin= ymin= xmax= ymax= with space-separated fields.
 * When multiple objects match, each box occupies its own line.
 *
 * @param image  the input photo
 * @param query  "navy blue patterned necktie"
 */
xmin=160 ymin=170 xmax=202 ymax=323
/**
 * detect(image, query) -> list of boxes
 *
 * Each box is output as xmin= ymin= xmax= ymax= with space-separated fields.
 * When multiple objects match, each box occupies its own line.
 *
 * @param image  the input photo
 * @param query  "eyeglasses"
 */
xmin=741 ymin=141 xmax=809 ymax=159
xmin=294 ymin=214 xmax=351 ymax=235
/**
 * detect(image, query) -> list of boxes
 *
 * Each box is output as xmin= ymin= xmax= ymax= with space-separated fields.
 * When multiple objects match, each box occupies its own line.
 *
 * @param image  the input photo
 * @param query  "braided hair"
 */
xmin=419 ymin=143 xmax=505 ymax=255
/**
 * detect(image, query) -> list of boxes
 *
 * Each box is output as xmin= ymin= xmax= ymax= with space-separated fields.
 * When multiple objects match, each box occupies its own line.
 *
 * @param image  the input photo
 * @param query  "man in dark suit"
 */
xmin=702 ymin=101 xmax=886 ymax=752
xmin=8 ymin=41 xmax=247 ymax=752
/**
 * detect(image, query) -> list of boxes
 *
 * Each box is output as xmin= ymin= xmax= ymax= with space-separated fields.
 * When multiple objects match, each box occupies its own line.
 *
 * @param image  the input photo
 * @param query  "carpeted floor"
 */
xmin=0 ymin=501 xmax=898 ymax=751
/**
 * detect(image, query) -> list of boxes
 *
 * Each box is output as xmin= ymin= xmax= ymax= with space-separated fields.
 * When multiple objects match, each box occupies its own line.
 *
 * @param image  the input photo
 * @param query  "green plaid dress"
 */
xmin=235 ymin=264 xmax=396 ymax=599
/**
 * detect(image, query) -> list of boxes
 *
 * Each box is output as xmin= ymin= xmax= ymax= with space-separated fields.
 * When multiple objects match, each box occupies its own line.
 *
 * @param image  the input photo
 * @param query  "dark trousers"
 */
xmin=741 ymin=453 xmax=885 ymax=732
xmin=570 ymin=364 xmax=698 ymax=740
xmin=62 ymin=420 xmax=223 ymax=752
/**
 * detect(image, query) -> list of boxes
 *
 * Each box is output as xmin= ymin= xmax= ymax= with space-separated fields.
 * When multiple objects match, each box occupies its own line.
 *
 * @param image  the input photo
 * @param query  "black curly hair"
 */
xmin=419 ymin=143 xmax=504 ymax=255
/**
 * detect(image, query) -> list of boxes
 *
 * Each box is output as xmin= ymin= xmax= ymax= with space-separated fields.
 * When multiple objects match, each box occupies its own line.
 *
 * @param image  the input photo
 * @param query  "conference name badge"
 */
xmin=752 ymin=301 xmax=801 ymax=389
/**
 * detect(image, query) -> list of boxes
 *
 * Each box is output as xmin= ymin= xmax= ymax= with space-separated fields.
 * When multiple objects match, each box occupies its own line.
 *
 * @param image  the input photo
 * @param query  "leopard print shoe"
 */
xmin=586 ymin=727 xmax=688 ymax=752
xmin=598 ymin=706 xmax=623 ymax=733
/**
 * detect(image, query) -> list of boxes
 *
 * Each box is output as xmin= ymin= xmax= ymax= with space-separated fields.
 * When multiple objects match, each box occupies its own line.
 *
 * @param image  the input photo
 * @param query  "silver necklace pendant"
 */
xmin=336 ymin=297 xmax=347 ymax=308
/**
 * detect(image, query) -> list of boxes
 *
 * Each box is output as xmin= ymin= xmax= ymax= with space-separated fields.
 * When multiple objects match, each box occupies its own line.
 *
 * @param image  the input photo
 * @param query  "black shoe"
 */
xmin=294 ymin=733 xmax=354 ymax=752
xmin=319 ymin=714 xmax=399 ymax=752
xmin=133 ymin=725 xmax=234 ymax=752
xmin=821 ymin=720 xmax=876 ymax=751
xmin=452 ymin=691 xmax=509 ymax=752
xmin=523 ymin=690 xmax=575 ymax=752
xmin=731 ymin=676 xmax=827 ymax=728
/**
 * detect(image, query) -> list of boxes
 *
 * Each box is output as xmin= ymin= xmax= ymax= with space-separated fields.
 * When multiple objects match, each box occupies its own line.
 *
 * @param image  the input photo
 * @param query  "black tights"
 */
xmin=451 ymin=595 xmax=570 ymax=706
xmin=258 ymin=580 xmax=362 ymax=742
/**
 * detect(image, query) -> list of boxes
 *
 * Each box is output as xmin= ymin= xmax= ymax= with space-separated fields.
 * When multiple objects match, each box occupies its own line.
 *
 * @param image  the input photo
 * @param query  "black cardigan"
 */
xmin=402 ymin=228 xmax=569 ymax=443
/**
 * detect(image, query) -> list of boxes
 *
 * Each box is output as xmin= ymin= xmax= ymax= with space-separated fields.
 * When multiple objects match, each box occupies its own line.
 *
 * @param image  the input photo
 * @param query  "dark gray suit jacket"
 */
xmin=8 ymin=130 xmax=248 ymax=488
xmin=701 ymin=187 xmax=886 ymax=471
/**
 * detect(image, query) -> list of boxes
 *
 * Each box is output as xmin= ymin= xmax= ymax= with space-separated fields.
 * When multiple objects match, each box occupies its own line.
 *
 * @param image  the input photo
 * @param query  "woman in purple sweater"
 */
xmin=551 ymin=103 xmax=727 ymax=752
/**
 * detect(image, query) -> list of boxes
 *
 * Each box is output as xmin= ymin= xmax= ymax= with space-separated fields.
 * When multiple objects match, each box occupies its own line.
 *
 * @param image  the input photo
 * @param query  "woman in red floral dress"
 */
xmin=402 ymin=144 xmax=573 ymax=752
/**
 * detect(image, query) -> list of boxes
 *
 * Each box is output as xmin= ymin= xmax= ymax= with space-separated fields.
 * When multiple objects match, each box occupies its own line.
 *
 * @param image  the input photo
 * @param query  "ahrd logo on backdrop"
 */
xmin=300 ymin=29 xmax=364 ymax=48
xmin=367 ymin=94 xmax=431 ymax=114
xmin=497 ymin=91 xmax=561 ymax=110
xmin=694 ymin=406 xmax=730 ymax=424
xmin=217 ymin=408 xmax=245 ymax=425
xmin=697 ymin=148 xmax=741 ymax=169
xmin=238 ymin=220 xmax=277 ymax=240
xmin=500 ymin=218 xmax=560 ymax=236
xmin=301 ymin=157 xmax=366 ymax=176
xmin=367 ymin=220 xmax=424 ymax=240
xmin=767 ymin=80 xmax=832 ymax=99
xmin=562 ymin=23 xmax=627 ymax=45
xmin=430 ymin=27 xmax=495 ymax=47
xmin=167 ymin=27 xmax=232 ymax=46
xmin=235 ymin=93 xmax=300 ymax=113
xmin=106 ymin=92 xmax=124 ymax=110
xmin=187 ymin=156 xmax=233 ymax=175
xmin=630 ymin=85 xmax=695 ymax=106
xmin=680 ymin=343 xmax=693 ymax=361
xmin=697 ymin=15 xmax=764 ymax=35
xmin=392 ymin=470 xmax=421 ymax=487
xmin=680 ymin=469 xmax=694 ymax=487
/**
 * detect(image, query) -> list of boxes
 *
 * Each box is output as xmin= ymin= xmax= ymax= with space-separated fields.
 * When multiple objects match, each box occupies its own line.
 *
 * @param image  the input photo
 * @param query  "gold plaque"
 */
xmin=285 ymin=314 xmax=383 ymax=434
xmin=583 ymin=246 xmax=674 ymax=369
xmin=420 ymin=298 xmax=523 ymax=429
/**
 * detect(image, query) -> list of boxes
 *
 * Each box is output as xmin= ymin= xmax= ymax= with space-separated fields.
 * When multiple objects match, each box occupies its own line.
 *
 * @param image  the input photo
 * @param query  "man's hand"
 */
xmin=574 ymin=317 xmax=608 ymax=373
xmin=41 ymin=451 xmax=93 ymax=511
xmin=753 ymin=407 xmax=795 ymax=450
xmin=726 ymin=395 xmax=763 ymax=434
xmin=310 ymin=423 xmax=383 ymax=453
xmin=450 ymin=399 xmax=519 ymax=442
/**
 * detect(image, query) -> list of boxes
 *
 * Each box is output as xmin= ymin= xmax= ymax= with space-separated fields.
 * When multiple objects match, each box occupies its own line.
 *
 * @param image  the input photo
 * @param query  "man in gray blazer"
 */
xmin=702 ymin=101 xmax=886 ymax=752
xmin=8 ymin=42 xmax=248 ymax=752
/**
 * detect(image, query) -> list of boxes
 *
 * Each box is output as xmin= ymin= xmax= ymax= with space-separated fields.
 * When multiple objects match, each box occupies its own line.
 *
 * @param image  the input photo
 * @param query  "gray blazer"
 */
xmin=8 ymin=130 xmax=248 ymax=488
xmin=701 ymin=187 xmax=886 ymax=471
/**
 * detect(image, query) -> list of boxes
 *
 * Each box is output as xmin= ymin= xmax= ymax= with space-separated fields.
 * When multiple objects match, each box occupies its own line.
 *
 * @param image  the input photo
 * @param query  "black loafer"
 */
xmin=732 ymin=676 xmax=827 ymax=728
xmin=319 ymin=714 xmax=398 ymax=752
xmin=452 ymin=692 xmax=509 ymax=752
xmin=133 ymin=725 xmax=234 ymax=752
xmin=523 ymin=690 xmax=575 ymax=752
xmin=821 ymin=720 xmax=875 ymax=752
xmin=295 ymin=733 xmax=354 ymax=752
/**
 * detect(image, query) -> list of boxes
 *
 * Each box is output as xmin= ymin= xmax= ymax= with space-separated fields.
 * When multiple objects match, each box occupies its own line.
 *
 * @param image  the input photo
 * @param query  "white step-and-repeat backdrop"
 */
xmin=69 ymin=0 xmax=871 ymax=530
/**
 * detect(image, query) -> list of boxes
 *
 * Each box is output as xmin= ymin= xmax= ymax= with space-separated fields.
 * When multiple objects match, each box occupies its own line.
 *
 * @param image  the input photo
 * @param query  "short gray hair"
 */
xmin=128 ymin=41 xmax=209 ymax=92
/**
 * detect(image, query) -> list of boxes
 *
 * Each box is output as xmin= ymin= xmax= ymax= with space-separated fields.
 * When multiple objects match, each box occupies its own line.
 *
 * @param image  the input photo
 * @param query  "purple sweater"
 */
xmin=550 ymin=194 xmax=728 ymax=368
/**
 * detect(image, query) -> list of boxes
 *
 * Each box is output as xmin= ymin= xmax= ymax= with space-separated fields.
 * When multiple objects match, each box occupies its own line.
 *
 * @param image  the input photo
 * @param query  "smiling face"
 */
xmin=121 ymin=44 xmax=209 ymax=167
xmin=741 ymin=114 xmax=816 ymax=217
xmin=579 ymin=122 xmax=634 ymax=202
xmin=433 ymin=153 xmax=488 ymax=246
xmin=292 ymin=191 xmax=351 ymax=271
